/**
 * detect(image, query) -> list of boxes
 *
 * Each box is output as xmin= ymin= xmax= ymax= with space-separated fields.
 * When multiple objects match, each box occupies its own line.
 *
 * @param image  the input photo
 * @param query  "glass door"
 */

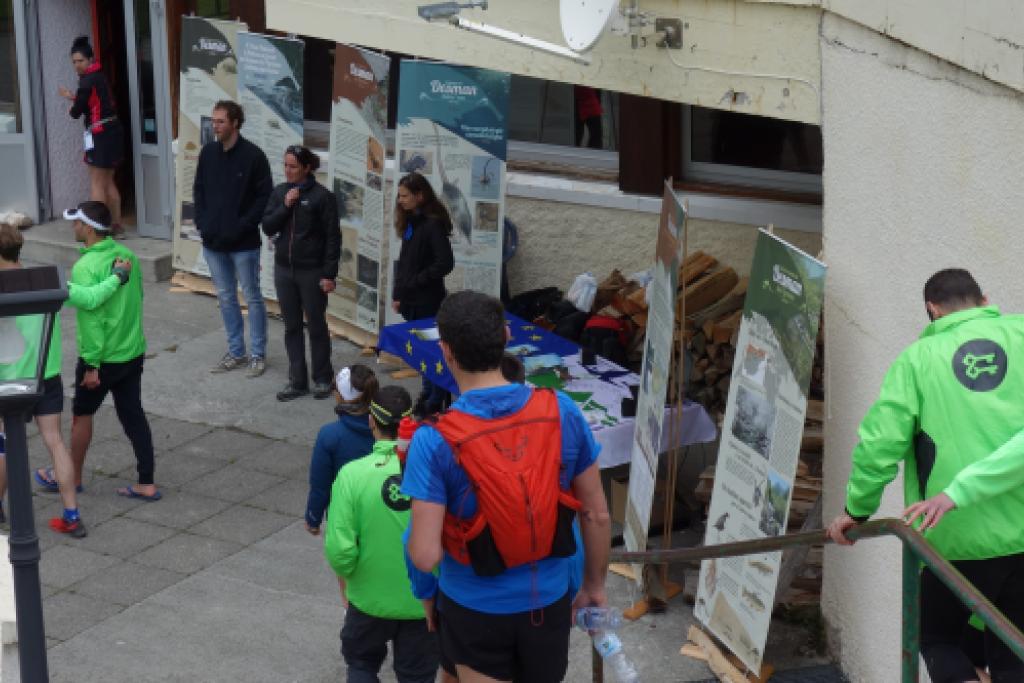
xmin=0 ymin=0 xmax=39 ymax=221
xmin=124 ymin=0 xmax=173 ymax=238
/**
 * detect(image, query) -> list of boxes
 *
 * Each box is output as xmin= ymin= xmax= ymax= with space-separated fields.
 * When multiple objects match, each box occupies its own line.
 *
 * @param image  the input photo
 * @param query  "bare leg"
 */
xmin=88 ymin=165 xmax=106 ymax=204
xmin=70 ymin=414 xmax=93 ymax=489
xmin=36 ymin=414 xmax=76 ymax=511
xmin=102 ymin=168 xmax=122 ymax=227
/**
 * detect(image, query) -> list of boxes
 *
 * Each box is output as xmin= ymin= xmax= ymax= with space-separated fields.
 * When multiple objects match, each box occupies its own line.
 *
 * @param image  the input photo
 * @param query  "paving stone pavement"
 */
xmin=6 ymin=283 xmax=828 ymax=682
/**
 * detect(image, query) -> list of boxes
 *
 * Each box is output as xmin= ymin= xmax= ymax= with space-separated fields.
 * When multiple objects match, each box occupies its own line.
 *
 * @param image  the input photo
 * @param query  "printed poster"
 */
xmin=172 ymin=16 xmax=246 ymax=277
xmin=327 ymin=45 xmax=390 ymax=334
xmin=237 ymin=32 xmax=305 ymax=299
xmin=695 ymin=230 xmax=826 ymax=672
xmin=388 ymin=62 xmax=509 ymax=324
xmin=622 ymin=184 xmax=686 ymax=578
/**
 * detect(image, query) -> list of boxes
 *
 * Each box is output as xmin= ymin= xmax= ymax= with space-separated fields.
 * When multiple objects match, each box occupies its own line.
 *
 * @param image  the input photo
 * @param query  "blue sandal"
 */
xmin=34 ymin=468 xmax=84 ymax=493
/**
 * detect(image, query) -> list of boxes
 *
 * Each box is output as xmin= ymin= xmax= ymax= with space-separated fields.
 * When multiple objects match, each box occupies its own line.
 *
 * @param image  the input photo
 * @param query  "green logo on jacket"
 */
xmin=953 ymin=339 xmax=1007 ymax=392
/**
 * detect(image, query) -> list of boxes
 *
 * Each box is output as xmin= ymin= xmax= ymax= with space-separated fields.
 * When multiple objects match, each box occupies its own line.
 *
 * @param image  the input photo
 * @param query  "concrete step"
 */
xmin=20 ymin=220 xmax=173 ymax=283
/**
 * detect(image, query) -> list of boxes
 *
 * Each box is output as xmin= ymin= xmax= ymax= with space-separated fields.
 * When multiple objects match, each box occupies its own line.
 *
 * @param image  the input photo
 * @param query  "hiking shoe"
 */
xmin=312 ymin=382 xmax=333 ymax=400
xmin=276 ymin=384 xmax=309 ymax=402
xmin=49 ymin=516 xmax=87 ymax=539
xmin=246 ymin=356 xmax=266 ymax=378
xmin=211 ymin=353 xmax=248 ymax=373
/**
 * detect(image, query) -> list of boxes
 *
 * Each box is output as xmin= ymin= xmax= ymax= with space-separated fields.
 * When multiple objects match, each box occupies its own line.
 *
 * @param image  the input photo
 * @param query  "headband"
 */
xmin=369 ymin=400 xmax=412 ymax=426
xmin=63 ymin=207 xmax=110 ymax=232
xmin=336 ymin=367 xmax=361 ymax=402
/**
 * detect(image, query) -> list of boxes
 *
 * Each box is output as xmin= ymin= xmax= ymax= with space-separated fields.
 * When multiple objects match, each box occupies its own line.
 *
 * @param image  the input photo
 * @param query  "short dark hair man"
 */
xmin=404 ymin=291 xmax=610 ymax=683
xmin=193 ymin=99 xmax=272 ymax=378
xmin=827 ymin=268 xmax=1024 ymax=681
xmin=65 ymin=201 xmax=161 ymax=502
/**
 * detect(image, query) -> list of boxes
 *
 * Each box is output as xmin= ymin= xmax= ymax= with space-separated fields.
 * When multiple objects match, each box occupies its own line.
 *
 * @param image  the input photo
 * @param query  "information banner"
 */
xmin=237 ymin=31 xmax=305 ymax=299
xmin=622 ymin=184 xmax=686 ymax=577
xmin=172 ymin=17 xmax=245 ymax=276
xmin=388 ymin=62 xmax=509 ymax=324
xmin=695 ymin=230 xmax=826 ymax=672
xmin=327 ymin=45 xmax=390 ymax=334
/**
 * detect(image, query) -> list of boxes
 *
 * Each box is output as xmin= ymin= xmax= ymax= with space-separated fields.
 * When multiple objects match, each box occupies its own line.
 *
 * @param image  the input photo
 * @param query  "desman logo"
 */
xmin=381 ymin=474 xmax=411 ymax=512
xmin=952 ymin=339 xmax=1007 ymax=392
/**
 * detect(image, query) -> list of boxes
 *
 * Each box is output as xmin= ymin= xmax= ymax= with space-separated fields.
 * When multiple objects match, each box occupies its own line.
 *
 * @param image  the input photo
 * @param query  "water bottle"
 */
xmin=576 ymin=606 xmax=624 ymax=631
xmin=592 ymin=631 xmax=639 ymax=683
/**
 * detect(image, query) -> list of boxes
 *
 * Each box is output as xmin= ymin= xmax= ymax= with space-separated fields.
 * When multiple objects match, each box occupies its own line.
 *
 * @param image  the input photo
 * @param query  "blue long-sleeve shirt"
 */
xmin=305 ymin=411 xmax=375 ymax=529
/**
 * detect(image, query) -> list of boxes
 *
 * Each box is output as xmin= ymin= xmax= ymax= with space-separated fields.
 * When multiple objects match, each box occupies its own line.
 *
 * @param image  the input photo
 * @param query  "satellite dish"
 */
xmin=560 ymin=0 xmax=618 ymax=52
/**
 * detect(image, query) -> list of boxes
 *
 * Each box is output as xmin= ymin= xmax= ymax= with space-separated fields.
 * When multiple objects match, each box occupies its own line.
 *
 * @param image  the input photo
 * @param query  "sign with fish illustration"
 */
xmin=327 ymin=45 xmax=390 ymax=334
xmin=695 ymin=230 xmax=826 ymax=672
xmin=237 ymin=32 xmax=304 ymax=300
xmin=172 ymin=17 xmax=246 ymax=277
xmin=387 ymin=62 xmax=509 ymax=324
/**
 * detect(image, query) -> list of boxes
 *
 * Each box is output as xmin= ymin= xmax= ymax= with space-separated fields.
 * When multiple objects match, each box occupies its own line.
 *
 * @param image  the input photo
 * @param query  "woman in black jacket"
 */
xmin=58 ymin=36 xmax=126 ymax=239
xmin=392 ymin=172 xmax=455 ymax=414
xmin=262 ymin=146 xmax=340 ymax=401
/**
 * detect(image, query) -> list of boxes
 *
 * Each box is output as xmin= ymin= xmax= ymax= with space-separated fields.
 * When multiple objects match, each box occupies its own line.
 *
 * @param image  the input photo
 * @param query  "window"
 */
xmin=683 ymin=105 xmax=822 ymax=194
xmin=0 ymin=0 xmax=21 ymax=134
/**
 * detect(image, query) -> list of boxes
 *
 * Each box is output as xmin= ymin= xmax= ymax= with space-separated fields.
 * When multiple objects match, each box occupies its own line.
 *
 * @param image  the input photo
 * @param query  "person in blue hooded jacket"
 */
xmin=304 ymin=365 xmax=378 ymax=534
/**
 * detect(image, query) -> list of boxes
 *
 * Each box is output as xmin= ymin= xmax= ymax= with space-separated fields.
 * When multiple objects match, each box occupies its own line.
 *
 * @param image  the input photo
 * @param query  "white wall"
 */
xmin=820 ymin=14 xmax=1024 ymax=683
xmin=506 ymin=194 xmax=821 ymax=294
xmin=39 ymin=0 xmax=92 ymax=218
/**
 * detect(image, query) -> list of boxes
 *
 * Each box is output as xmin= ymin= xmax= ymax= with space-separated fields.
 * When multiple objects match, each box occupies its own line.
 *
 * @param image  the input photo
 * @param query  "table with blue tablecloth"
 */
xmin=378 ymin=314 xmax=717 ymax=469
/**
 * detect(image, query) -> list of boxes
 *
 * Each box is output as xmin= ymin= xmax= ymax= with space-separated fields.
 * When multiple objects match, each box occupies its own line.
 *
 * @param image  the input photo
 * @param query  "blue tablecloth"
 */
xmin=378 ymin=314 xmax=579 ymax=395
xmin=378 ymin=314 xmax=718 ymax=468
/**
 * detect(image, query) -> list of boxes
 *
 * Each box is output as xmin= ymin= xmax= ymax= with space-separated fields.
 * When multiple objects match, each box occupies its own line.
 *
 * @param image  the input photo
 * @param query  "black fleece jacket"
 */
xmin=261 ymin=180 xmax=341 ymax=279
xmin=193 ymin=136 xmax=272 ymax=253
xmin=392 ymin=212 xmax=455 ymax=311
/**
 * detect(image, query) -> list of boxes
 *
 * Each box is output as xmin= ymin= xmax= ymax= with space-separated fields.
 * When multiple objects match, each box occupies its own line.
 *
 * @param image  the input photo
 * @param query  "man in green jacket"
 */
xmin=0 ymin=222 xmax=129 ymax=537
xmin=827 ymin=268 xmax=1024 ymax=682
xmin=324 ymin=385 xmax=439 ymax=683
xmin=64 ymin=202 xmax=161 ymax=501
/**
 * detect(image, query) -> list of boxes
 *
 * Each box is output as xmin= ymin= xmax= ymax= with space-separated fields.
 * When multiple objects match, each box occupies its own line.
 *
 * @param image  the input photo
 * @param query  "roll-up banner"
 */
xmin=695 ymin=230 xmax=826 ymax=672
xmin=327 ymin=45 xmax=390 ymax=334
xmin=388 ymin=62 xmax=510 ymax=324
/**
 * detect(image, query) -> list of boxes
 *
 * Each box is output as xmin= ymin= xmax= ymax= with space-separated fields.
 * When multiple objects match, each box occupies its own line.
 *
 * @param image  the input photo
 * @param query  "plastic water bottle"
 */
xmin=592 ymin=631 xmax=639 ymax=683
xmin=576 ymin=606 xmax=624 ymax=631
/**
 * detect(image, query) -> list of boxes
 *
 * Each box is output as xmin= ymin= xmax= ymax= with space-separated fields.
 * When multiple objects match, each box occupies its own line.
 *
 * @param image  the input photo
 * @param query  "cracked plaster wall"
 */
xmin=505 ymin=196 xmax=821 ymax=294
xmin=819 ymin=13 xmax=1024 ymax=683
xmin=39 ymin=0 xmax=93 ymax=219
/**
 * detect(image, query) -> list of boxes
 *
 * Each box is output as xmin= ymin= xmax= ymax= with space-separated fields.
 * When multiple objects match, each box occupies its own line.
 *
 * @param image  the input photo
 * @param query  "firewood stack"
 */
xmin=679 ymin=251 xmax=747 ymax=422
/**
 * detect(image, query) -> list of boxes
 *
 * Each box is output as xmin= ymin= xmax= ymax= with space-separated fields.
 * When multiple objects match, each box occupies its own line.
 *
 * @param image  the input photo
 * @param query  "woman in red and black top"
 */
xmin=58 ymin=36 xmax=125 ymax=238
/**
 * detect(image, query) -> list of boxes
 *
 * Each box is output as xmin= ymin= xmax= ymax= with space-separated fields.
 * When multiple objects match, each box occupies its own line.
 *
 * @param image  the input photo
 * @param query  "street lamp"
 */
xmin=0 ymin=264 xmax=68 ymax=683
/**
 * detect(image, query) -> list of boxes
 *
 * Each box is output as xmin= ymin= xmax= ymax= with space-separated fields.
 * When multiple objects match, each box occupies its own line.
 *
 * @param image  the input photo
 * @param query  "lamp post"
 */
xmin=0 ymin=264 xmax=68 ymax=683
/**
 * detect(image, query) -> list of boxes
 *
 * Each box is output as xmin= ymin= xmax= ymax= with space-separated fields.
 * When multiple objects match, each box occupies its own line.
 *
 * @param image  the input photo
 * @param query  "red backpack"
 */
xmin=435 ymin=389 xmax=581 ymax=576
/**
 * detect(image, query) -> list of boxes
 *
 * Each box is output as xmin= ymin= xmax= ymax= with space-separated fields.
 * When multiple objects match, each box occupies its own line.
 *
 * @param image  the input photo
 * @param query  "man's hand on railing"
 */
xmin=825 ymin=512 xmax=859 ymax=546
xmin=902 ymin=492 xmax=956 ymax=532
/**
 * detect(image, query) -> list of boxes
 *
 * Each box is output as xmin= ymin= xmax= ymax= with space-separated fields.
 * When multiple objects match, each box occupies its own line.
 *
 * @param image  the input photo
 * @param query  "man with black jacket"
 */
xmin=194 ymin=100 xmax=272 ymax=378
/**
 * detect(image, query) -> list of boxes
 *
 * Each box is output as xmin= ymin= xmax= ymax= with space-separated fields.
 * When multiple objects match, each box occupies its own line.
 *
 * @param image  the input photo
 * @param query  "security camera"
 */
xmin=418 ymin=1 xmax=488 ymax=21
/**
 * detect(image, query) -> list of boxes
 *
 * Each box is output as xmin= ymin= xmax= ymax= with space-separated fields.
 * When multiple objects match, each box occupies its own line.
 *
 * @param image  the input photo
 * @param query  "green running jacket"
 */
xmin=846 ymin=306 xmax=1024 ymax=561
xmin=324 ymin=439 xmax=424 ymax=619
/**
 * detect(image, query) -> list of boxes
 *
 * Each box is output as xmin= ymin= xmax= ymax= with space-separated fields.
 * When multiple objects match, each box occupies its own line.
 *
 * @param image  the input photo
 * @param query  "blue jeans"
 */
xmin=203 ymin=247 xmax=267 ymax=359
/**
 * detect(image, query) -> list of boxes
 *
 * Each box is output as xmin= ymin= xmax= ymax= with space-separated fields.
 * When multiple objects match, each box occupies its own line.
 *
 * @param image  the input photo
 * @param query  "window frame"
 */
xmin=681 ymin=105 xmax=822 ymax=195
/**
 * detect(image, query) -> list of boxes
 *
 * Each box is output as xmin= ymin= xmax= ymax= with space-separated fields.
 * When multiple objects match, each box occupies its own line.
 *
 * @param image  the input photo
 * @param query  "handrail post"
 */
xmin=592 ymin=642 xmax=604 ymax=683
xmin=901 ymin=544 xmax=921 ymax=683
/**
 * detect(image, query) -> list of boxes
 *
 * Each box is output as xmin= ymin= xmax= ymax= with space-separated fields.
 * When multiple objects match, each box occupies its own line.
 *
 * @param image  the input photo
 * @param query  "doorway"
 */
xmin=92 ymin=0 xmax=174 ymax=239
xmin=92 ymin=1 xmax=136 ymax=228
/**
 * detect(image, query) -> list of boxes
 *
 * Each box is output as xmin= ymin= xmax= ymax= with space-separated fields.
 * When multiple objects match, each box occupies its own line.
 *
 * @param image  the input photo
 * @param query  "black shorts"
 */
xmin=84 ymin=120 xmax=124 ymax=169
xmin=437 ymin=591 xmax=571 ymax=682
xmin=30 ymin=376 xmax=64 ymax=418
xmin=72 ymin=355 xmax=142 ymax=416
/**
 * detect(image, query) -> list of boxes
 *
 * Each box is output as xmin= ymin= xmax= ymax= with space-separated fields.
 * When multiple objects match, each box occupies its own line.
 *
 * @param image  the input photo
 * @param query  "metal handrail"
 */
xmin=609 ymin=518 xmax=1024 ymax=682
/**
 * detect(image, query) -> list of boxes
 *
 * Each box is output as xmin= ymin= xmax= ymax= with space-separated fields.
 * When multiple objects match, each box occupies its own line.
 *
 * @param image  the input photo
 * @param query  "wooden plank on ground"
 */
xmin=171 ymin=269 xmax=380 ymax=350
xmin=686 ymin=626 xmax=773 ymax=683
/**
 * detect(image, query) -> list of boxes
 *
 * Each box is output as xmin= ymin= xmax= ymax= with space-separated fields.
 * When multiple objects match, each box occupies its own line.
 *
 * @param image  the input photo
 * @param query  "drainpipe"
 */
xmin=23 ymin=0 xmax=52 ymax=221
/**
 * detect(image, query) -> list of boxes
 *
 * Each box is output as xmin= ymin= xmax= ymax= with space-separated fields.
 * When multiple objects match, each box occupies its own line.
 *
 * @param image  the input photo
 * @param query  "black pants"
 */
xmin=340 ymin=603 xmax=439 ymax=683
xmin=274 ymin=264 xmax=333 ymax=388
xmin=72 ymin=355 xmax=155 ymax=485
xmin=575 ymin=116 xmax=603 ymax=149
xmin=921 ymin=554 xmax=1024 ymax=682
